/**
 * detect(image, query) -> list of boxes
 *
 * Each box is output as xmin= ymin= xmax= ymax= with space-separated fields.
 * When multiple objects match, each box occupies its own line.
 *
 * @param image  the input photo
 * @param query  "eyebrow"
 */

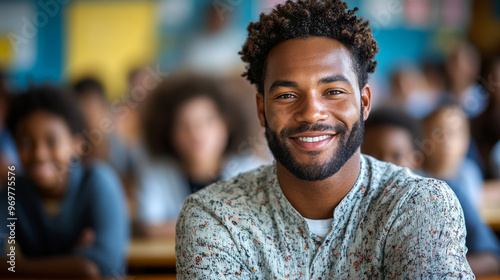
xmin=268 ymin=80 xmax=298 ymax=92
xmin=268 ymin=75 xmax=351 ymax=92
xmin=318 ymin=75 xmax=350 ymax=85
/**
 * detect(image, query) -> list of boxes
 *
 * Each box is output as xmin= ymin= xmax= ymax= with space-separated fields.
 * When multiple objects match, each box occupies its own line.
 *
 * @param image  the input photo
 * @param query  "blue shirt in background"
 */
xmin=0 ymin=128 xmax=22 ymax=172
xmin=0 ymin=160 xmax=129 ymax=276
xmin=447 ymin=179 xmax=500 ymax=260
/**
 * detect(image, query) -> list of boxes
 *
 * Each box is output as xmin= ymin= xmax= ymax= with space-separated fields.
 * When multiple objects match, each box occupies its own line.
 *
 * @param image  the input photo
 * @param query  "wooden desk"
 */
xmin=481 ymin=205 xmax=500 ymax=232
xmin=127 ymin=238 xmax=176 ymax=268
xmin=481 ymin=181 xmax=500 ymax=232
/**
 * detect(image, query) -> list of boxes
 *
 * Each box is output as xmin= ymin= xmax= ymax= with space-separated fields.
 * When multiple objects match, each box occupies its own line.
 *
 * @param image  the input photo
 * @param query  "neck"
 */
xmin=183 ymin=156 xmax=223 ymax=183
xmin=37 ymin=177 xmax=68 ymax=200
xmin=276 ymin=150 xmax=362 ymax=219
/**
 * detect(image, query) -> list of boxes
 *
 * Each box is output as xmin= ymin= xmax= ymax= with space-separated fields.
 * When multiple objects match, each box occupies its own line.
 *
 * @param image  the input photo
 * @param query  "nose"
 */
xmin=33 ymin=142 xmax=50 ymax=162
xmin=294 ymin=93 xmax=328 ymax=124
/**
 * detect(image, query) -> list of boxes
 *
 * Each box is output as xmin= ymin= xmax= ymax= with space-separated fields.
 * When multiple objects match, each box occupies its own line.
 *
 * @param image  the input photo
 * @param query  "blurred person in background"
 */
xmin=363 ymin=107 xmax=500 ymax=276
xmin=362 ymin=108 xmax=422 ymax=171
xmin=473 ymin=56 xmax=500 ymax=178
xmin=421 ymin=60 xmax=447 ymax=100
xmin=442 ymin=43 xmax=488 ymax=119
xmin=421 ymin=106 xmax=483 ymax=208
xmin=73 ymin=77 xmax=138 ymax=211
xmin=136 ymin=74 xmax=264 ymax=239
xmin=383 ymin=66 xmax=439 ymax=119
xmin=0 ymin=71 xmax=22 ymax=185
xmin=0 ymin=86 xmax=129 ymax=278
xmin=181 ymin=4 xmax=245 ymax=76
xmin=441 ymin=44 xmax=487 ymax=176
xmin=116 ymin=67 xmax=152 ymax=148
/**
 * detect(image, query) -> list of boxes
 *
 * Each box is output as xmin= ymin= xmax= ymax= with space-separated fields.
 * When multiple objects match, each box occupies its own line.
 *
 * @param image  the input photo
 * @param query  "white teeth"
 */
xmin=297 ymin=135 xmax=331 ymax=142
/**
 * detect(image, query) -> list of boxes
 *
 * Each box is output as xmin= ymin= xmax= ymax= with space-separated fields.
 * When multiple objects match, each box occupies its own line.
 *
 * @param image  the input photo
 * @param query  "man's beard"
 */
xmin=265 ymin=111 xmax=364 ymax=181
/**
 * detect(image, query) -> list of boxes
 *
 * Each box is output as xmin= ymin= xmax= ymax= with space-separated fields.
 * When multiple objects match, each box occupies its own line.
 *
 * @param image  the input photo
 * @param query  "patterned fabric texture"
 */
xmin=176 ymin=154 xmax=473 ymax=279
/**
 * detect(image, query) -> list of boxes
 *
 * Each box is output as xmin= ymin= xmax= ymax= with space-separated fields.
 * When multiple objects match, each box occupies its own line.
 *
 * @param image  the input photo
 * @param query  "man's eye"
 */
xmin=277 ymin=93 xmax=295 ymax=99
xmin=326 ymin=90 xmax=342 ymax=95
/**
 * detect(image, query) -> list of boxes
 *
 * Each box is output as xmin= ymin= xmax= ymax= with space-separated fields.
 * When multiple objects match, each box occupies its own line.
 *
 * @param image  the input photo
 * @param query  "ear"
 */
xmin=360 ymin=84 xmax=372 ymax=121
xmin=256 ymin=92 xmax=265 ymax=127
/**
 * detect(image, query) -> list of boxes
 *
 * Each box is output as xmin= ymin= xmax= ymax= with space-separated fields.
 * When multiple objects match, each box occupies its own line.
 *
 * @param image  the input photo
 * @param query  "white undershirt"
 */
xmin=304 ymin=217 xmax=334 ymax=237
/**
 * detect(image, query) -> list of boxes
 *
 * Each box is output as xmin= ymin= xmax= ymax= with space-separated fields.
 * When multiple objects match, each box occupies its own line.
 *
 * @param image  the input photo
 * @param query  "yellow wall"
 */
xmin=0 ymin=34 xmax=14 ymax=68
xmin=66 ymin=1 xmax=157 ymax=99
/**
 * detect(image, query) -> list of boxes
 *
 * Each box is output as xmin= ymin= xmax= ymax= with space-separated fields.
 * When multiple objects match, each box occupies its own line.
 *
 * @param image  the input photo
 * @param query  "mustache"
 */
xmin=280 ymin=122 xmax=347 ymax=138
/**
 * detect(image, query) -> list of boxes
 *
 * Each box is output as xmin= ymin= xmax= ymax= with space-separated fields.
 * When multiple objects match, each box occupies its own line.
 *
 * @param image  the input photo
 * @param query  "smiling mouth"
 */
xmin=289 ymin=133 xmax=336 ymax=151
xmin=294 ymin=135 xmax=333 ymax=142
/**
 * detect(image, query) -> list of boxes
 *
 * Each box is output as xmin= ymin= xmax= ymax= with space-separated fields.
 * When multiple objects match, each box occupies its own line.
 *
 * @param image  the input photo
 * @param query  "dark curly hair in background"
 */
xmin=142 ymin=75 xmax=247 ymax=159
xmin=7 ymin=85 xmax=85 ymax=136
xmin=240 ymin=0 xmax=379 ymax=93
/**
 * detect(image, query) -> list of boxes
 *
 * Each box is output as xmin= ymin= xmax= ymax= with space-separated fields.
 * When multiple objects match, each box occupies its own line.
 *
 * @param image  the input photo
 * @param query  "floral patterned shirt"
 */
xmin=176 ymin=155 xmax=473 ymax=279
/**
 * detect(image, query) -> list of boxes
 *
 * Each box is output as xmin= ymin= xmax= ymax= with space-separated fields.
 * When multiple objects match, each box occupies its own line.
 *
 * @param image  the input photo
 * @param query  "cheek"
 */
xmin=53 ymin=140 xmax=75 ymax=165
xmin=264 ymin=104 xmax=287 ymax=131
xmin=330 ymin=99 xmax=361 ymax=129
xmin=19 ymin=148 xmax=32 ymax=166
xmin=206 ymin=120 xmax=229 ymax=149
xmin=172 ymin=127 xmax=189 ymax=150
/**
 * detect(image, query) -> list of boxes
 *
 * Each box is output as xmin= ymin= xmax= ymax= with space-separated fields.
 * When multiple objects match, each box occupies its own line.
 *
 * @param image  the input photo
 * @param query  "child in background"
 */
xmin=137 ymin=75 xmax=265 ymax=238
xmin=0 ymin=86 xmax=129 ymax=278
xmin=422 ymin=106 xmax=483 ymax=208
xmin=363 ymin=107 xmax=500 ymax=276
xmin=73 ymin=78 xmax=138 ymax=206
xmin=362 ymin=108 xmax=422 ymax=171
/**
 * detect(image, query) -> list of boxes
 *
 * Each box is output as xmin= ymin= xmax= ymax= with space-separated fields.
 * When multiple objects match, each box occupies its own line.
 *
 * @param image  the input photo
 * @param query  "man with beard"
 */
xmin=176 ymin=0 xmax=473 ymax=278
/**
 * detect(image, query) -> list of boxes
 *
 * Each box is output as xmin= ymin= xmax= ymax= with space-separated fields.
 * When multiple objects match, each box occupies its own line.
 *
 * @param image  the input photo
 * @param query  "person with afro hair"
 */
xmin=176 ymin=0 xmax=473 ymax=278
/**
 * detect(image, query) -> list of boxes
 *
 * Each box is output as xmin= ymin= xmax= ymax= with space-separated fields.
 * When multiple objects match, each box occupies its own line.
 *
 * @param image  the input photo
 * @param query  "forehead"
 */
xmin=366 ymin=125 xmax=412 ymax=142
xmin=264 ymin=37 xmax=357 ymax=91
xmin=176 ymin=96 xmax=220 ymax=118
xmin=18 ymin=110 xmax=71 ymax=134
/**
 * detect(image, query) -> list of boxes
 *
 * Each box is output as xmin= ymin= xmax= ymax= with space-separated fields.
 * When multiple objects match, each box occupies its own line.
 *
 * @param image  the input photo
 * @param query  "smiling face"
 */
xmin=16 ymin=110 xmax=80 ymax=193
xmin=257 ymin=37 xmax=371 ymax=181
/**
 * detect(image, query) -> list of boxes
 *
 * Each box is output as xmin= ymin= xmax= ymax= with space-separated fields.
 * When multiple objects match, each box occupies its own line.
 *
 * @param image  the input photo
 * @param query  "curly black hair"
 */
xmin=7 ymin=85 xmax=85 ymax=136
xmin=142 ymin=74 xmax=246 ymax=159
xmin=240 ymin=0 xmax=378 ymax=93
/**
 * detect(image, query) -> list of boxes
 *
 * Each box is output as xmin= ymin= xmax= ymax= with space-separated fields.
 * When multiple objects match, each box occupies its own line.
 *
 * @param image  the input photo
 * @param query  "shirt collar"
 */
xmin=269 ymin=155 xmax=367 ymax=222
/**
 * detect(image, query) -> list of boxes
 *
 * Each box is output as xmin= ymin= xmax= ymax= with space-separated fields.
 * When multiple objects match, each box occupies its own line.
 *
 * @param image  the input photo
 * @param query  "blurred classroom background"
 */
xmin=1 ymin=0 xmax=500 ymax=278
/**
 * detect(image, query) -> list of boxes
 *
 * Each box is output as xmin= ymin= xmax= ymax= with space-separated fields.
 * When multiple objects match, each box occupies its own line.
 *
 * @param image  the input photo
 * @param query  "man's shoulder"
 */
xmin=180 ymin=164 xmax=275 ymax=218
xmin=362 ymin=155 xmax=455 ymax=205
xmin=192 ymin=163 xmax=274 ymax=201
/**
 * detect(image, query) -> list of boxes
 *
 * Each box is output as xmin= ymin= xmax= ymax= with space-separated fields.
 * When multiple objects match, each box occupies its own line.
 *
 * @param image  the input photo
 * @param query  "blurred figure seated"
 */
xmin=362 ymin=107 xmax=422 ymax=171
xmin=442 ymin=43 xmax=488 ymax=118
xmin=473 ymin=56 xmax=500 ymax=178
xmin=0 ymin=71 xmax=22 ymax=185
xmin=0 ymin=86 xmax=129 ymax=278
xmin=421 ymin=106 xmax=483 ymax=208
xmin=363 ymin=107 xmax=500 ymax=276
xmin=73 ymin=77 xmax=138 ymax=210
xmin=381 ymin=65 xmax=439 ymax=119
xmin=136 ymin=74 xmax=264 ymax=239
